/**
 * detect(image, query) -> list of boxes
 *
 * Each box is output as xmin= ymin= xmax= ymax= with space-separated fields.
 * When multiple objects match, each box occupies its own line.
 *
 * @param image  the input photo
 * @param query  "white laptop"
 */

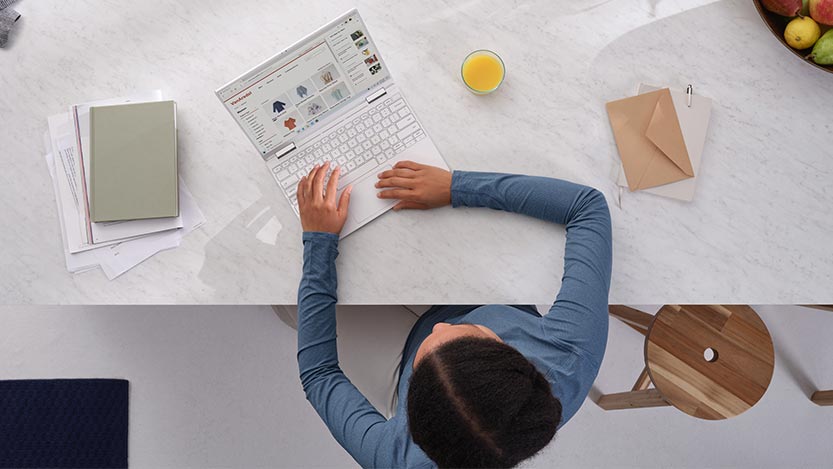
xmin=216 ymin=9 xmax=449 ymax=237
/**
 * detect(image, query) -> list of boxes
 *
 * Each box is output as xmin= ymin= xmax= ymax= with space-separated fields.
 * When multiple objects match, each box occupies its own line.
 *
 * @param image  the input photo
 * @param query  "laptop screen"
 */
xmin=217 ymin=11 xmax=391 ymax=158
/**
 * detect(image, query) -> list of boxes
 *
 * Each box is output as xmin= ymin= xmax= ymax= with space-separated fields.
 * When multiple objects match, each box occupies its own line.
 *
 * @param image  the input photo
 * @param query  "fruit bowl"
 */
xmin=752 ymin=0 xmax=833 ymax=73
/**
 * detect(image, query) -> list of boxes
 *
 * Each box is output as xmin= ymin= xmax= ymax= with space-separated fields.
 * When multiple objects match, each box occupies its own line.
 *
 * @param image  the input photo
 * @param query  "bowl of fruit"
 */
xmin=754 ymin=0 xmax=833 ymax=73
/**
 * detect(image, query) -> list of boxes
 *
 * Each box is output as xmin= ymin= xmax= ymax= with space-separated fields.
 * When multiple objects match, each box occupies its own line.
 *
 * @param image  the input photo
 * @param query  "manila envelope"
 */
xmin=606 ymin=88 xmax=694 ymax=191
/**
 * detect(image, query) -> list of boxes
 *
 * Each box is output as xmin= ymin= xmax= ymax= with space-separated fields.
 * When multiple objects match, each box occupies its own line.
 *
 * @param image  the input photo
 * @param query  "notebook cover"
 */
xmin=0 ymin=379 xmax=129 ymax=469
xmin=90 ymin=100 xmax=178 ymax=222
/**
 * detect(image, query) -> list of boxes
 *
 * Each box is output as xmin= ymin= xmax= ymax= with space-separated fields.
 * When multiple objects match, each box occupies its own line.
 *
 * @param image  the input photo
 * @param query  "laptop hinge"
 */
xmin=274 ymin=142 xmax=296 ymax=160
xmin=366 ymin=88 xmax=387 ymax=104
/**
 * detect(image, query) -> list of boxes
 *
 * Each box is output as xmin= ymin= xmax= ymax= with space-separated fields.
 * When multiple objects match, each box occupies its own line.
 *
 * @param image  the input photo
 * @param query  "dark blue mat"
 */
xmin=0 ymin=379 xmax=128 ymax=468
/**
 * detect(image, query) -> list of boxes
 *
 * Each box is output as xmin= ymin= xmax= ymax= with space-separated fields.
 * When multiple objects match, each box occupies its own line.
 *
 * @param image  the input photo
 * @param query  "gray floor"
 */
xmin=1 ymin=305 xmax=831 ymax=468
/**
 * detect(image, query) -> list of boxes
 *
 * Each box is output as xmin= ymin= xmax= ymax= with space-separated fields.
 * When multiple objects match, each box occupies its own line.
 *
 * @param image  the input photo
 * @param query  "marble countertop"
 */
xmin=2 ymin=0 xmax=831 ymax=304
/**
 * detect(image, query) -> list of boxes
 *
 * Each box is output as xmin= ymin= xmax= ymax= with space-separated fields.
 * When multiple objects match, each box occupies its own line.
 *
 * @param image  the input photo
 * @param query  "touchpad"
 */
xmin=347 ymin=166 xmax=396 ymax=225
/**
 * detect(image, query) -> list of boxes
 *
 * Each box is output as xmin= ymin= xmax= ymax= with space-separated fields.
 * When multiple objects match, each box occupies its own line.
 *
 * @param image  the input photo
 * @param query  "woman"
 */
xmin=296 ymin=160 xmax=612 ymax=468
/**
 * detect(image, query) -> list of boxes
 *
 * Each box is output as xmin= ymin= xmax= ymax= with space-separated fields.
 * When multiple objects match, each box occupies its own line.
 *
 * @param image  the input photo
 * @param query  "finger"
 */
xmin=377 ymin=168 xmax=417 ymax=180
xmin=297 ymin=177 xmax=306 ymax=207
xmin=326 ymin=166 xmax=340 ymax=205
xmin=337 ymin=184 xmax=353 ymax=217
xmin=313 ymin=162 xmax=329 ymax=199
xmin=375 ymin=177 xmax=416 ymax=189
xmin=305 ymin=164 xmax=320 ymax=199
xmin=393 ymin=160 xmax=424 ymax=171
xmin=377 ymin=188 xmax=413 ymax=199
xmin=393 ymin=201 xmax=429 ymax=211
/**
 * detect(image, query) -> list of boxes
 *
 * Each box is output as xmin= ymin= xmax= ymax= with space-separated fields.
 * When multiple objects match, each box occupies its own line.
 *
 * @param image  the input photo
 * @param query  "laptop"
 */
xmin=216 ymin=9 xmax=449 ymax=237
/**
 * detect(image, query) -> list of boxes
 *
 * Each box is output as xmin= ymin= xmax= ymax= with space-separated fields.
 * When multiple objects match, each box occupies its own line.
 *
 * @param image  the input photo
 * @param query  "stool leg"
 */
xmin=609 ymin=305 xmax=653 ymax=335
xmin=632 ymin=367 xmax=652 ymax=391
xmin=597 ymin=389 xmax=670 ymax=410
xmin=811 ymin=390 xmax=833 ymax=406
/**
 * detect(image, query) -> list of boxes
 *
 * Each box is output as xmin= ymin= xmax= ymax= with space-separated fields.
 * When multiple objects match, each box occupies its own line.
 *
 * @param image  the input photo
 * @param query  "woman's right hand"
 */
xmin=374 ymin=161 xmax=452 ymax=211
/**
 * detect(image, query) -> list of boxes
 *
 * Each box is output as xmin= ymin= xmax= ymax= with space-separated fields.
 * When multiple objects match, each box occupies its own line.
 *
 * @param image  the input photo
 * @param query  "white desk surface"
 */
xmin=2 ymin=0 xmax=831 ymax=304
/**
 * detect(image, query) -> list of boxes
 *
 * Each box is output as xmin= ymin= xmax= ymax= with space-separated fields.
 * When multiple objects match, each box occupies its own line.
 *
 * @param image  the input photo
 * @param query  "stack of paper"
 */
xmin=43 ymin=90 xmax=205 ymax=280
xmin=607 ymin=84 xmax=713 ymax=203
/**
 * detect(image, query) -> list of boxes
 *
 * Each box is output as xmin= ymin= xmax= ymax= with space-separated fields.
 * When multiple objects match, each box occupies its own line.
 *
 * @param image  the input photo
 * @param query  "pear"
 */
xmin=762 ymin=0 xmax=802 ymax=16
xmin=807 ymin=28 xmax=833 ymax=63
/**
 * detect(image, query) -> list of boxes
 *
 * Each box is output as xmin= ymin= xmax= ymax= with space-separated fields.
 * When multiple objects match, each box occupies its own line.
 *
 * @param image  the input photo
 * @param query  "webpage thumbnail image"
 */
xmin=312 ymin=64 xmax=341 ymax=91
xmin=261 ymin=95 xmax=306 ymax=136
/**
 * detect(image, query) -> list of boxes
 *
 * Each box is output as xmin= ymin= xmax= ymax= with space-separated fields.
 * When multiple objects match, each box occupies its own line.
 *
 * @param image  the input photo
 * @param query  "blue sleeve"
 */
xmin=297 ymin=232 xmax=396 ymax=469
xmin=451 ymin=171 xmax=612 ymax=362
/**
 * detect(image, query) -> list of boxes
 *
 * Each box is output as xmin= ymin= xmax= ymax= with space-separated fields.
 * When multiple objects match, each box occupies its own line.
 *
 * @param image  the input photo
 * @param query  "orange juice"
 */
xmin=461 ymin=50 xmax=505 ymax=94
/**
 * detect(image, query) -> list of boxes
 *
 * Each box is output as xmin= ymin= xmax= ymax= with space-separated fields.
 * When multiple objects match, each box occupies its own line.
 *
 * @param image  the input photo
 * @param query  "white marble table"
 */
xmin=2 ymin=0 xmax=831 ymax=304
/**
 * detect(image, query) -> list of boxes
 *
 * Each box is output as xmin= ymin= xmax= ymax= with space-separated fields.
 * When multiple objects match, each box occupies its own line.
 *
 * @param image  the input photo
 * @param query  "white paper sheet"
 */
xmin=44 ymin=151 xmax=100 ymax=273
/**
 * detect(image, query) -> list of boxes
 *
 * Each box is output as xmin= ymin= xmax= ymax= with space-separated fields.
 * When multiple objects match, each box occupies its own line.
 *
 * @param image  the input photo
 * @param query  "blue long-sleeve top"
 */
xmin=297 ymin=171 xmax=613 ymax=468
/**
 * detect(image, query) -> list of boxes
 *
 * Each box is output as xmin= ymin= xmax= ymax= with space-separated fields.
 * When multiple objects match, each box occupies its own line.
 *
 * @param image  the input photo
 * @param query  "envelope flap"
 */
xmin=645 ymin=89 xmax=694 ymax=177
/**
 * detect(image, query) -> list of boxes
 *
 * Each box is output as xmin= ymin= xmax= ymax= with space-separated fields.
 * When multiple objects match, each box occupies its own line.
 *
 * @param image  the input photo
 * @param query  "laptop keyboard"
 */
xmin=270 ymin=96 xmax=426 ymax=213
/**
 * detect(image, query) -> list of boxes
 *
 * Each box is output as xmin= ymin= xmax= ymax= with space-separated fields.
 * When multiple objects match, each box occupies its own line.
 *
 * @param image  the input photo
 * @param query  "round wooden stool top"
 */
xmin=644 ymin=305 xmax=775 ymax=420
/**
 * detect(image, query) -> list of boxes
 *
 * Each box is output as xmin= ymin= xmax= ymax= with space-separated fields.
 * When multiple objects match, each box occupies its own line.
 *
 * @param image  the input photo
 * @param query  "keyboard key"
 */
xmin=372 ymin=146 xmax=382 ymax=155
xmin=390 ymin=99 xmax=406 ymax=112
xmin=381 ymin=109 xmax=391 ymax=117
xmin=373 ymin=113 xmax=382 ymax=122
xmin=373 ymin=123 xmax=383 ymax=132
xmin=380 ymin=140 xmax=390 ymax=149
xmin=362 ymin=141 xmax=372 ymax=150
xmin=371 ymin=135 xmax=381 ymax=145
xmin=275 ymin=168 xmax=289 ymax=180
xmin=396 ymin=114 xmax=416 ymax=130
xmin=364 ymin=129 xmax=373 ymax=138
xmin=339 ymin=134 xmax=348 ymax=143
xmin=380 ymin=130 xmax=390 ymax=139
xmin=346 ymin=151 xmax=356 ymax=160
xmin=357 ymin=123 xmax=366 ymax=132
xmin=281 ymin=174 xmax=298 ymax=188
xmin=357 ymin=134 xmax=366 ymax=143
xmin=381 ymin=118 xmax=391 ymax=127
xmin=398 ymin=108 xmax=411 ymax=118
xmin=347 ymin=161 xmax=356 ymax=171
xmin=323 ymin=144 xmax=332 ymax=152
xmin=397 ymin=122 xmax=420 ymax=141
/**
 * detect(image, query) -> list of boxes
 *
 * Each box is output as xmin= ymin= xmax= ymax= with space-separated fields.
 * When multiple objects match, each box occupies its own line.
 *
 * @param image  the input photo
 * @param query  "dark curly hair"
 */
xmin=407 ymin=336 xmax=562 ymax=468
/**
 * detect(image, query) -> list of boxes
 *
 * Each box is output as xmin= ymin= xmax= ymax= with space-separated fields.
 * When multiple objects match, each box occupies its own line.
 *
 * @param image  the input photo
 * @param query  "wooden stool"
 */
xmin=598 ymin=305 xmax=775 ymax=420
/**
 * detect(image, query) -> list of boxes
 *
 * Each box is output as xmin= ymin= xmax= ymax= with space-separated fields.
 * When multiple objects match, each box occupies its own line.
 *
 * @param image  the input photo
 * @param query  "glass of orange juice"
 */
xmin=461 ymin=50 xmax=505 ymax=95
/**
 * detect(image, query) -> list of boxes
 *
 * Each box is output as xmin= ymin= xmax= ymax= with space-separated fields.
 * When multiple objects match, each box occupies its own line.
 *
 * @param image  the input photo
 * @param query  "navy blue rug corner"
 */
xmin=0 ymin=379 xmax=129 ymax=469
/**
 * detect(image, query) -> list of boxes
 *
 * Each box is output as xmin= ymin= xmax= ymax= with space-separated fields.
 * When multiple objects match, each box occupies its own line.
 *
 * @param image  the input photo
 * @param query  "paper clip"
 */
xmin=686 ymin=84 xmax=693 ymax=107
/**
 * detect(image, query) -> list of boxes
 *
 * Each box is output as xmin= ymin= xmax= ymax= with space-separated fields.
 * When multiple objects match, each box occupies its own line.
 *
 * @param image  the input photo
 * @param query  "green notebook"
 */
xmin=90 ymin=100 xmax=178 ymax=222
